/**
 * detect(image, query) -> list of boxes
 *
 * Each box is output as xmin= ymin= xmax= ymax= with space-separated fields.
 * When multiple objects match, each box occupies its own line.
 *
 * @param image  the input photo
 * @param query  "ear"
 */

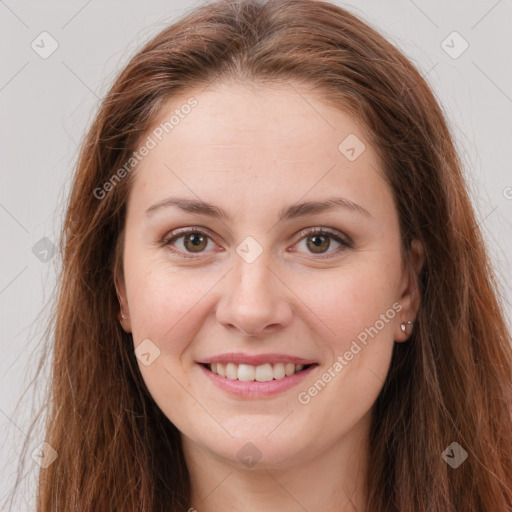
xmin=395 ymin=238 xmax=424 ymax=342
xmin=115 ymin=275 xmax=132 ymax=333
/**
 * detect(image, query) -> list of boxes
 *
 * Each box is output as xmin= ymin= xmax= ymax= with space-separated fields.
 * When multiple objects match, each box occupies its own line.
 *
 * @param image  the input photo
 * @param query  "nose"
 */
xmin=215 ymin=253 xmax=293 ymax=337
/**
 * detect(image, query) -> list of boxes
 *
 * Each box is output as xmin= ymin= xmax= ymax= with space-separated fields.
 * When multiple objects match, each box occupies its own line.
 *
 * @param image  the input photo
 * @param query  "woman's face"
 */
xmin=117 ymin=81 xmax=422 ymax=470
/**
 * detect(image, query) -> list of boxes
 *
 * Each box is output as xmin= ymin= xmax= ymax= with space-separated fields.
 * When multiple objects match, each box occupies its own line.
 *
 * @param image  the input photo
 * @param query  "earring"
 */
xmin=400 ymin=321 xmax=414 ymax=336
xmin=120 ymin=312 xmax=127 ymax=320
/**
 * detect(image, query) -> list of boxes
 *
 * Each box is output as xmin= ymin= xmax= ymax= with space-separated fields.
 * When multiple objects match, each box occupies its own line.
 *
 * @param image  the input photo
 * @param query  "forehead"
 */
xmin=127 ymin=81 xmax=392 ymax=220
xmin=145 ymin=81 xmax=366 ymax=156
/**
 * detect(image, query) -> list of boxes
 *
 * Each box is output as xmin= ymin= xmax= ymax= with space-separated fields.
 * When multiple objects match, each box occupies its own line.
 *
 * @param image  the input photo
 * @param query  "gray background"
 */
xmin=1 ymin=0 xmax=511 ymax=508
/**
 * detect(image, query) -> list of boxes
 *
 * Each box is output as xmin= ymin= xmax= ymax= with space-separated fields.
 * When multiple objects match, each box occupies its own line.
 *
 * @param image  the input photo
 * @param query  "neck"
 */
xmin=182 ymin=411 xmax=371 ymax=512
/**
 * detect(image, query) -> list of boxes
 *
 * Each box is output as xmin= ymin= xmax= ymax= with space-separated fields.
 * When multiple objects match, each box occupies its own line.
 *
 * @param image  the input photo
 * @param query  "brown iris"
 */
xmin=183 ymin=232 xmax=208 ymax=252
xmin=306 ymin=234 xmax=330 ymax=253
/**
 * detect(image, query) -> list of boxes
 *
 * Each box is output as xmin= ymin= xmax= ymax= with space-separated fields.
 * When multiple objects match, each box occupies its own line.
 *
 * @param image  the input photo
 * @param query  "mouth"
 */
xmin=201 ymin=362 xmax=316 ymax=382
xmin=196 ymin=358 xmax=319 ymax=398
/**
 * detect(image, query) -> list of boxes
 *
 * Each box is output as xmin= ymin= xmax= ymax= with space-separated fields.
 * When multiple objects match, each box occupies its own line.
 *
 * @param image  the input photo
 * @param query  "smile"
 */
xmin=205 ymin=362 xmax=312 ymax=382
xmin=197 ymin=361 xmax=319 ymax=398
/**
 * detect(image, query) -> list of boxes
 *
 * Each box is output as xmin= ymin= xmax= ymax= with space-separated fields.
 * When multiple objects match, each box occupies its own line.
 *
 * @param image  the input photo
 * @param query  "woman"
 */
xmin=14 ymin=0 xmax=512 ymax=510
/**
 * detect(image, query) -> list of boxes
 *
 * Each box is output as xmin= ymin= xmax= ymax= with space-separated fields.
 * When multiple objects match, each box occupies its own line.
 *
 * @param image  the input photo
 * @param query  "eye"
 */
xmin=162 ymin=228 xmax=218 ymax=259
xmin=161 ymin=226 xmax=352 ymax=260
xmin=292 ymin=227 xmax=352 ymax=257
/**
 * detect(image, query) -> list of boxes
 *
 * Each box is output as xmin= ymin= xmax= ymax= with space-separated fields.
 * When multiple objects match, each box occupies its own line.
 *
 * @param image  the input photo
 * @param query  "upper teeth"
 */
xmin=210 ymin=362 xmax=306 ymax=381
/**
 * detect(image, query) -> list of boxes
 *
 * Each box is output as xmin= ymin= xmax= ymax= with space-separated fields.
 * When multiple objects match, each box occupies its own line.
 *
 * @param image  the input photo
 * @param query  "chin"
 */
xmin=199 ymin=429 xmax=309 ymax=470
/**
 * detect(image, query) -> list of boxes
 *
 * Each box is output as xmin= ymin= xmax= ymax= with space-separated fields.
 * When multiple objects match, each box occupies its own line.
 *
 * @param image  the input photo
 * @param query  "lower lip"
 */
xmin=197 ymin=363 xmax=318 ymax=398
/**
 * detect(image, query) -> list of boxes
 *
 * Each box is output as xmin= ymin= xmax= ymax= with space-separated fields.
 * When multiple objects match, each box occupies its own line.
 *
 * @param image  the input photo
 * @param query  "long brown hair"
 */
xmin=8 ymin=0 xmax=512 ymax=510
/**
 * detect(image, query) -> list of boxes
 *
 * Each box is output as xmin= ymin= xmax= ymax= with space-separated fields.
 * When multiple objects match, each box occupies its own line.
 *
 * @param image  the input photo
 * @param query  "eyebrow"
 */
xmin=144 ymin=196 xmax=371 ymax=221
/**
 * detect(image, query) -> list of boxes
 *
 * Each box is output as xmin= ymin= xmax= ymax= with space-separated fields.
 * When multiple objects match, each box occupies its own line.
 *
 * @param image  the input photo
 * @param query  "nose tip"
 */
xmin=215 ymin=258 xmax=293 ymax=337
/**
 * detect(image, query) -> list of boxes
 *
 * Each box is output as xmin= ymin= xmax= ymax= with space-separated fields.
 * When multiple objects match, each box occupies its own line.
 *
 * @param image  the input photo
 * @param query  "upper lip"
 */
xmin=197 ymin=353 xmax=317 ymax=366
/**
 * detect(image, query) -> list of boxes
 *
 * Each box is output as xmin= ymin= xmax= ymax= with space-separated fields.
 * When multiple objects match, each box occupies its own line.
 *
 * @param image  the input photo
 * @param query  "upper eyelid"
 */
xmin=163 ymin=226 xmax=218 ymax=244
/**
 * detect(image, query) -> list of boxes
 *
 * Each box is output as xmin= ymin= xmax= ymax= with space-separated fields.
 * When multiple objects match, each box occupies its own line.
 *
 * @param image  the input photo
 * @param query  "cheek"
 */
xmin=125 ymin=256 xmax=222 ymax=354
xmin=125 ymin=264 xmax=210 ymax=427
xmin=293 ymin=267 xmax=399 ymax=432
xmin=129 ymin=273 xmax=195 ymax=341
xmin=294 ymin=259 xmax=400 ymax=349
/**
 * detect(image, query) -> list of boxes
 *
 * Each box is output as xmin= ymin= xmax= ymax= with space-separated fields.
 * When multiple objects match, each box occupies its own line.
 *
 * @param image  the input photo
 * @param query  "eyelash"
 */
xmin=161 ymin=226 xmax=352 ymax=260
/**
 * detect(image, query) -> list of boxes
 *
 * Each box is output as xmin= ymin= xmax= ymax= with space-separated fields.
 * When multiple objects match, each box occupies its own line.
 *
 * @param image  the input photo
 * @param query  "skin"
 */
xmin=116 ymin=80 xmax=424 ymax=512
